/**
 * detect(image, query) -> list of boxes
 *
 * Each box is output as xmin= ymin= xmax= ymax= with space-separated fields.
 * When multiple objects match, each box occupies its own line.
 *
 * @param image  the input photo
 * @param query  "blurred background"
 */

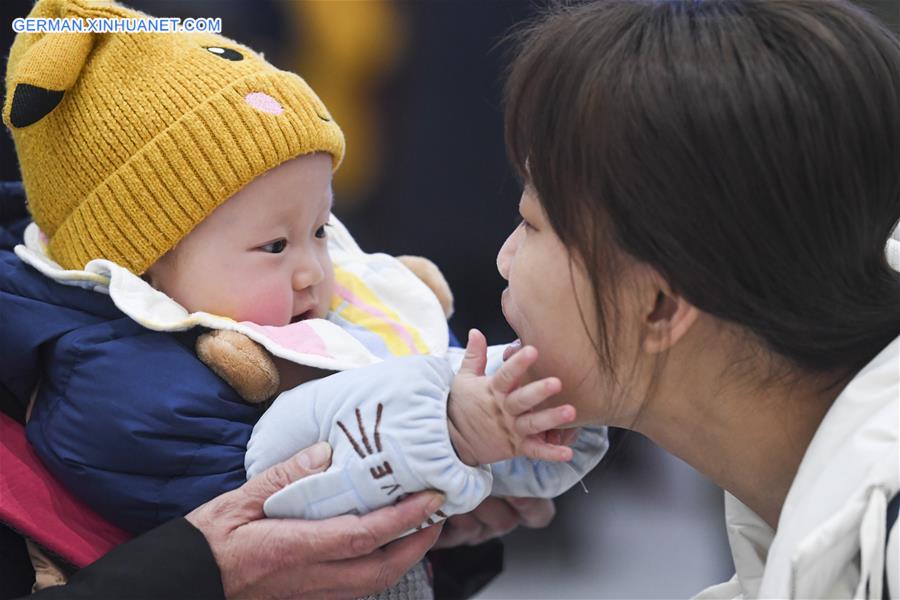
xmin=1 ymin=1 xmax=897 ymax=597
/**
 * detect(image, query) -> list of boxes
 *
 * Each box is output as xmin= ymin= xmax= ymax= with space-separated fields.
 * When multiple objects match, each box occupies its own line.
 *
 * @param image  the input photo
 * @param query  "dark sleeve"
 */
xmin=429 ymin=540 xmax=504 ymax=600
xmin=0 ymin=524 xmax=34 ymax=599
xmin=24 ymin=519 xmax=223 ymax=600
xmin=27 ymin=324 xmax=259 ymax=534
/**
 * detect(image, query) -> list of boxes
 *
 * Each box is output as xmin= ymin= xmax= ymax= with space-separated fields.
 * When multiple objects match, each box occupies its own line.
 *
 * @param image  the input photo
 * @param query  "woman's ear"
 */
xmin=641 ymin=270 xmax=699 ymax=354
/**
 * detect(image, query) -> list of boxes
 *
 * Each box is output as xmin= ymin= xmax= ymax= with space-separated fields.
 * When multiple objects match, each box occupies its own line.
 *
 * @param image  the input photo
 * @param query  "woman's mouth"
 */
xmin=499 ymin=290 xmax=524 ymax=359
xmin=503 ymin=339 xmax=523 ymax=361
xmin=500 ymin=288 xmax=511 ymax=318
xmin=500 ymin=288 xmax=518 ymax=328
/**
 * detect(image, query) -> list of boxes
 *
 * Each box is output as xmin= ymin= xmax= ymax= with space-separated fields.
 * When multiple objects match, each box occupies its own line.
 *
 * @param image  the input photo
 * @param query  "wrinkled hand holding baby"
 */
xmin=447 ymin=329 xmax=575 ymax=466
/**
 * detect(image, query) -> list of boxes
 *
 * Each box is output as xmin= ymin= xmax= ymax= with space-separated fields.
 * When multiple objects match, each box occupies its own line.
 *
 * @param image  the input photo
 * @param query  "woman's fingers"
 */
xmin=207 ymin=442 xmax=332 ymax=524
xmin=466 ymin=496 xmax=520 ymax=536
xmin=433 ymin=497 xmax=557 ymax=550
xmin=334 ymin=524 xmax=444 ymax=597
xmin=432 ymin=512 xmax=483 ymax=548
xmin=504 ymin=376 xmax=561 ymax=415
xmin=505 ymin=497 xmax=556 ymax=528
xmin=492 ymin=345 xmax=538 ymax=394
xmin=249 ymin=442 xmax=332 ymax=498
xmin=231 ymin=497 xmax=444 ymax=598
xmin=377 ymin=522 xmax=443 ymax=574
xmin=312 ymin=491 xmax=445 ymax=560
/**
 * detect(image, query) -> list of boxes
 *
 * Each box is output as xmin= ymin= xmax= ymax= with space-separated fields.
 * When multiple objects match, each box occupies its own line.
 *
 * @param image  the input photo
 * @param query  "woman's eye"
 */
xmin=519 ymin=218 xmax=534 ymax=232
xmin=315 ymin=225 xmax=328 ymax=239
xmin=260 ymin=239 xmax=287 ymax=253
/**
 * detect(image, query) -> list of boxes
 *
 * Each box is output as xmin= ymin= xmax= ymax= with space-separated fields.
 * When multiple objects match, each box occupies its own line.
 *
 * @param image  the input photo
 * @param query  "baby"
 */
xmin=1 ymin=0 xmax=608 ymax=596
xmin=140 ymin=149 xmax=603 ymax=522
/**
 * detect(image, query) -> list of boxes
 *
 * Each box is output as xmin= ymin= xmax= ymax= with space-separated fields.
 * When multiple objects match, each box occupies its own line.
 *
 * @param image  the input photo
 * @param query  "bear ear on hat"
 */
xmin=3 ymin=30 xmax=94 ymax=128
xmin=8 ymin=83 xmax=65 ymax=128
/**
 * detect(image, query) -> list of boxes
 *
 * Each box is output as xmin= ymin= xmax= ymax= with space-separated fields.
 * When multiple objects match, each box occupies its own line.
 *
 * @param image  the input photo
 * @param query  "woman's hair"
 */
xmin=504 ymin=0 xmax=900 ymax=376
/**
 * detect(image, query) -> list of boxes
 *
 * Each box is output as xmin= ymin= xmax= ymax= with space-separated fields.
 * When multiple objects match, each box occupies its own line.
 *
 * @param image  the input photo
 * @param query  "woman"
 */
xmin=495 ymin=0 xmax=899 ymax=597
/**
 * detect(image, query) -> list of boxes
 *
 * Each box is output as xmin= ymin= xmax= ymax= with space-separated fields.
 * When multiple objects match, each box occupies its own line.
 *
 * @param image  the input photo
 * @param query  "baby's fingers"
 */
xmin=504 ymin=377 xmax=561 ymax=416
xmin=458 ymin=329 xmax=488 ymax=376
xmin=515 ymin=404 xmax=576 ymax=437
xmin=520 ymin=438 xmax=574 ymax=463
xmin=492 ymin=345 xmax=538 ymax=394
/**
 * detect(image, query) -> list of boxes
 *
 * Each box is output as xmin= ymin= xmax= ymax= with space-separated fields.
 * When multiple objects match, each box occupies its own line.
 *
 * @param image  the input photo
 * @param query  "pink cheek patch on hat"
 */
xmin=245 ymin=92 xmax=283 ymax=115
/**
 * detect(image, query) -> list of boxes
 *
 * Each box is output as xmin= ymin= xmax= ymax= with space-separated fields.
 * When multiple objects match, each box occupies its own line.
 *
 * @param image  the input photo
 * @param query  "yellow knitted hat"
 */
xmin=3 ymin=0 xmax=345 ymax=274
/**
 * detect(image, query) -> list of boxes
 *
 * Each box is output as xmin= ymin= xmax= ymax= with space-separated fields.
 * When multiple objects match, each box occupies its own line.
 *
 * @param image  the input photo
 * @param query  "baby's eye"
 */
xmin=315 ymin=225 xmax=328 ymax=239
xmin=260 ymin=239 xmax=287 ymax=254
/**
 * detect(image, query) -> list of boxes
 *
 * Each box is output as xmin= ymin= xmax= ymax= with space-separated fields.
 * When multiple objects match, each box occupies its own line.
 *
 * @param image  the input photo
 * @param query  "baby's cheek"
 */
xmin=232 ymin=285 xmax=292 ymax=326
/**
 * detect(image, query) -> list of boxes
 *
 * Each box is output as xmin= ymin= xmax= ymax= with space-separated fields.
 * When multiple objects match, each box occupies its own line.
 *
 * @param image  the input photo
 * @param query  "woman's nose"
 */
xmin=292 ymin=258 xmax=325 ymax=290
xmin=497 ymin=227 xmax=519 ymax=281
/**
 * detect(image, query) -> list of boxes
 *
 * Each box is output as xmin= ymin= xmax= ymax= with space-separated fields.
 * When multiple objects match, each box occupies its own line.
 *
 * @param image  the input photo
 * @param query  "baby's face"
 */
xmin=146 ymin=153 xmax=335 ymax=326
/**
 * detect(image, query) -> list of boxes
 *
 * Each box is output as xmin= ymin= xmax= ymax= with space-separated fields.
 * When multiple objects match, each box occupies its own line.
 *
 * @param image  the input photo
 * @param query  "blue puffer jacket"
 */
xmin=0 ymin=220 xmax=259 ymax=534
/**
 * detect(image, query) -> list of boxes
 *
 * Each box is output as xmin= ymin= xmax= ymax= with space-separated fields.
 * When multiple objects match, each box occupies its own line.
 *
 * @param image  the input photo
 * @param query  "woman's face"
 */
xmin=497 ymin=186 xmax=638 ymax=426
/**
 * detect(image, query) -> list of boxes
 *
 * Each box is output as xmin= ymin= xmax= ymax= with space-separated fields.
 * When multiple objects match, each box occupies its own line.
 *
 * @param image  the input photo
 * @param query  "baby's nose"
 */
xmin=292 ymin=261 xmax=324 ymax=290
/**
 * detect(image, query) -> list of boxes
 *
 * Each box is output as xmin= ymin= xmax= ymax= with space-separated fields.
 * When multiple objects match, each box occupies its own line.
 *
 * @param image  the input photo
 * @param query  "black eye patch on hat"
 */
xmin=204 ymin=46 xmax=243 ymax=61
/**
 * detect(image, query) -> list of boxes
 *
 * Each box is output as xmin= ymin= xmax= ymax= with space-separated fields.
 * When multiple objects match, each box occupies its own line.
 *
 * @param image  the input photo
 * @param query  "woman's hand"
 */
xmin=433 ymin=496 xmax=556 ymax=549
xmin=186 ymin=441 xmax=445 ymax=599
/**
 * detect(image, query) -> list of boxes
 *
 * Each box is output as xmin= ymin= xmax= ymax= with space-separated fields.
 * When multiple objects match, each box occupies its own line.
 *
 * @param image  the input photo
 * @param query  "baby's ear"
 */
xmin=4 ymin=30 xmax=94 ymax=128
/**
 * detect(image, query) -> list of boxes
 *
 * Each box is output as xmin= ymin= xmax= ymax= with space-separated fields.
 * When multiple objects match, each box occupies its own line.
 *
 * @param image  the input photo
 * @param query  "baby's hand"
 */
xmin=447 ymin=329 xmax=575 ymax=466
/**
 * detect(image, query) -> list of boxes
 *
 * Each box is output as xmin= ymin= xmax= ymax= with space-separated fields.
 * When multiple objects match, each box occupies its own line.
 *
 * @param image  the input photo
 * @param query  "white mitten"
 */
xmin=245 ymin=355 xmax=492 ymax=521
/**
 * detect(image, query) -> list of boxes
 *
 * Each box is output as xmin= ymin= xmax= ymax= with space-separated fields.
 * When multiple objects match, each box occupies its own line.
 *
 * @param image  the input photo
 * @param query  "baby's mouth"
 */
xmin=290 ymin=309 xmax=314 ymax=324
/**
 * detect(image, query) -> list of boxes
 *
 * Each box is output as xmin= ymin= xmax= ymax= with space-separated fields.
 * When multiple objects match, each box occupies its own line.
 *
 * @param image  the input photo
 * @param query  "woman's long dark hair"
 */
xmin=505 ymin=0 xmax=900 ymax=376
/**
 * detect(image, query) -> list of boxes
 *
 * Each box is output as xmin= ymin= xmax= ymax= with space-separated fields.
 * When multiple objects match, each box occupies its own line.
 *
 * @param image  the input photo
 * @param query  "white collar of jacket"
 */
xmin=12 ymin=215 xmax=449 ymax=372
xmin=697 ymin=333 xmax=899 ymax=599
